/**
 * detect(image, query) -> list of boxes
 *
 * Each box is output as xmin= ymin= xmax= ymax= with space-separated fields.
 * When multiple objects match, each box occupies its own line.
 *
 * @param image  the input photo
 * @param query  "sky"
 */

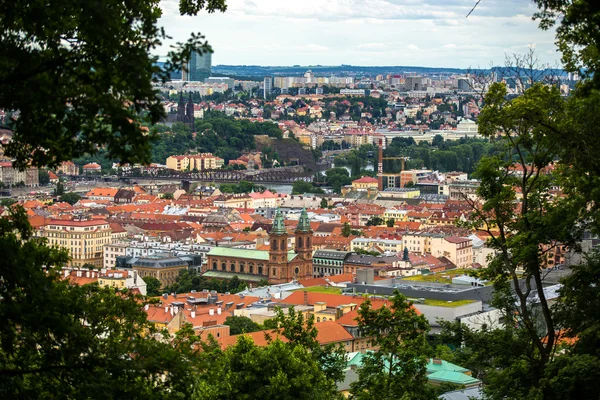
xmin=157 ymin=0 xmax=560 ymax=69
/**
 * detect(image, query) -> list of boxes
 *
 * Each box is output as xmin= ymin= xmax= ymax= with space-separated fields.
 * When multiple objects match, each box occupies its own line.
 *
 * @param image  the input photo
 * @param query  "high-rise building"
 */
xmin=263 ymin=76 xmax=272 ymax=98
xmin=182 ymin=51 xmax=212 ymax=82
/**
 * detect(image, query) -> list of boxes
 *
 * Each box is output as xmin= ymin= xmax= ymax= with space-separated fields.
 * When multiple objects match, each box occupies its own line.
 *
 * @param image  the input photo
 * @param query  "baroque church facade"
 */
xmin=203 ymin=209 xmax=314 ymax=284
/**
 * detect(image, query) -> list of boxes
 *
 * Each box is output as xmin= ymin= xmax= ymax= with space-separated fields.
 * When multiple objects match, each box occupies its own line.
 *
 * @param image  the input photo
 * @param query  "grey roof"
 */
xmin=439 ymin=387 xmax=483 ymax=400
xmin=345 ymin=254 xmax=403 ymax=266
xmin=313 ymin=250 xmax=352 ymax=260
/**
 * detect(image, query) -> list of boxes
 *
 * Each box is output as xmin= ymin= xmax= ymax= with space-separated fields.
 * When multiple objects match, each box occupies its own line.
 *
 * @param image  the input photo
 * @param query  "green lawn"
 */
xmin=295 ymin=286 xmax=342 ymax=294
xmin=402 ymin=269 xmax=479 ymax=284
xmin=421 ymin=299 xmax=476 ymax=308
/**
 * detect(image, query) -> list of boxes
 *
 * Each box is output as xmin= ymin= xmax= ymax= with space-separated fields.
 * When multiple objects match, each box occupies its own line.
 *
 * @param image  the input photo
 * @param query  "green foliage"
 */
xmin=53 ymin=182 xmax=65 ymax=196
xmin=291 ymin=180 xmax=324 ymax=195
xmin=0 ymin=0 xmax=226 ymax=169
xmin=192 ymin=336 xmax=341 ymax=400
xmin=271 ymin=306 xmax=347 ymax=384
xmin=164 ymin=269 xmax=248 ymax=294
xmin=144 ymin=276 xmax=162 ymax=297
xmin=386 ymin=218 xmax=395 ymax=227
xmin=38 ymin=170 xmax=50 ymax=185
xmin=60 ymin=192 xmax=81 ymax=205
xmin=325 ymin=167 xmax=351 ymax=194
xmin=342 ymin=222 xmax=352 ymax=237
xmin=366 ymin=216 xmax=384 ymax=227
xmin=0 ymin=199 xmax=16 ymax=207
xmin=223 ymin=316 xmax=262 ymax=335
xmin=320 ymin=197 xmax=328 ymax=208
xmin=150 ymin=113 xmax=282 ymax=164
xmin=219 ymin=180 xmax=260 ymax=194
xmin=350 ymin=292 xmax=435 ymax=400
xmin=0 ymin=207 xmax=202 ymax=398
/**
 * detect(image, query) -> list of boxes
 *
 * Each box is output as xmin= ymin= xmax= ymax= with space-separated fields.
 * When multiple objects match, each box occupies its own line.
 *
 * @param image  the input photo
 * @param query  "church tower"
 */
xmin=177 ymin=92 xmax=185 ymax=122
xmin=185 ymin=92 xmax=195 ymax=132
xmin=268 ymin=209 xmax=289 ymax=281
xmin=294 ymin=208 xmax=313 ymax=261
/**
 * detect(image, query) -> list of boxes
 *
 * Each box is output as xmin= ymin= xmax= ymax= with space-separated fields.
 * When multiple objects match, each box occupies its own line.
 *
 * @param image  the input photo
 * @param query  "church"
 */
xmin=203 ymin=209 xmax=314 ymax=284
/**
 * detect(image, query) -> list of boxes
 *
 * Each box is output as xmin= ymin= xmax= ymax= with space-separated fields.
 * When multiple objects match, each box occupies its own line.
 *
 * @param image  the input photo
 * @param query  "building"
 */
xmin=182 ymin=50 xmax=211 ymax=82
xmin=37 ymin=219 xmax=112 ymax=268
xmin=176 ymin=92 xmax=195 ymax=131
xmin=351 ymin=176 xmax=379 ymax=191
xmin=166 ymin=153 xmax=224 ymax=172
xmin=120 ymin=253 xmax=191 ymax=287
xmin=57 ymin=161 xmax=79 ymax=175
xmin=82 ymin=163 xmax=102 ymax=174
xmin=204 ymin=76 xmax=235 ymax=90
xmin=97 ymin=269 xmax=147 ymax=295
xmin=313 ymin=250 xmax=352 ymax=277
xmin=400 ymin=169 xmax=432 ymax=187
xmin=203 ymin=209 xmax=314 ymax=284
xmin=263 ymin=76 xmax=272 ymax=98
xmin=0 ymin=161 xmax=39 ymax=187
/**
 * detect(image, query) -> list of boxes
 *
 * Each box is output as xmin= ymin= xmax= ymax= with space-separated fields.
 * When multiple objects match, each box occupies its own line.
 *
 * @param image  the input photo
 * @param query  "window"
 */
xmin=272 ymin=268 xmax=276 ymax=277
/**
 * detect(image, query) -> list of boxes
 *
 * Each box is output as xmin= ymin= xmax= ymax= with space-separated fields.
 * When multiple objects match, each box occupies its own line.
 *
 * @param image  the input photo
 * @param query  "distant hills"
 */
xmin=155 ymin=61 xmax=566 ymax=80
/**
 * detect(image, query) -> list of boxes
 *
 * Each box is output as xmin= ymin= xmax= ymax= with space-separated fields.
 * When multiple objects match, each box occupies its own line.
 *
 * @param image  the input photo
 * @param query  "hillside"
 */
xmin=255 ymin=137 xmax=318 ymax=171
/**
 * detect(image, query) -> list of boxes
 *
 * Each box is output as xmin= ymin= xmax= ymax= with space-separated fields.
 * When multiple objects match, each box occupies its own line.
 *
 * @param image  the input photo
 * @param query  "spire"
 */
xmin=295 ymin=208 xmax=311 ymax=232
xmin=271 ymin=209 xmax=287 ymax=235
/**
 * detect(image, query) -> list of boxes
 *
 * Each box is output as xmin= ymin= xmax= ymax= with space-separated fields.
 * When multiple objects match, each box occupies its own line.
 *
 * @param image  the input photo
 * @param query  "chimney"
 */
xmin=191 ymin=311 xmax=196 ymax=318
xmin=144 ymin=304 xmax=149 ymax=311
xmin=209 ymin=308 xmax=214 ymax=316
xmin=304 ymin=290 xmax=308 ymax=306
xmin=165 ymin=306 xmax=169 ymax=313
xmin=217 ymin=307 xmax=222 ymax=315
xmin=170 ymin=307 xmax=174 ymax=316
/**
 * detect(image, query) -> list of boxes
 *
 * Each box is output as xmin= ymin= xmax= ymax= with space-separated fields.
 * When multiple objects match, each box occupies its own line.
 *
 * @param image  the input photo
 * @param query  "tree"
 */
xmin=320 ymin=197 xmax=328 ymax=209
xmin=223 ymin=315 xmax=262 ymax=335
xmin=60 ymin=192 xmax=81 ymax=205
xmin=386 ymin=218 xmax=395 ymax=228
xmin=162 ymin=192 xmax=174 ymax=200
xmin=404 ymin=180 xmax=415 ymax=188
xmin=432 ymin=134 xmax=444 ymax=147
xmin=271 ymin=306 xmax=346 ymax=384
xmin=366 ymin=216 xmax=384 ymax=227
xmin=144 ymin=276 xmax=162 ymax=297
xmin=292 ymin=180 xmax=323 ymax=195
xmin=0 ymin=0 xmax=227 ymax=169
xmin=341 ymin=222 xmax=352 ymax=237
xmin=0 ymin=207 xmax=201 ymax=398
xmin=350 ymin=292 xmax=435 ymax=400
xmin=53 ymin=181 xmax=65 ymax=196
xmin=193 ymin=336 xmax=342 ymax=400
xmin=38 ymin=170 xmax=50 ymax=185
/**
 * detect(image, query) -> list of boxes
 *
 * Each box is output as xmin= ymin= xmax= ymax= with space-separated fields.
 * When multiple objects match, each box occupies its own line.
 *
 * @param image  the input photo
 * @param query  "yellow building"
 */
xmin=166 ymin=153 xmax=224 ymax=172
xmin=351 ymin=176 xmax=379 ymax=190
xmin=38 ymin=219 xmax=112 ymax=268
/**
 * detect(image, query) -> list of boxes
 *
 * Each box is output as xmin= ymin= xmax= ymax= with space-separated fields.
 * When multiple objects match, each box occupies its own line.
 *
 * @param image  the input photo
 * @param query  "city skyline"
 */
xmin=157 ymin=0 xmax=561 ymax=69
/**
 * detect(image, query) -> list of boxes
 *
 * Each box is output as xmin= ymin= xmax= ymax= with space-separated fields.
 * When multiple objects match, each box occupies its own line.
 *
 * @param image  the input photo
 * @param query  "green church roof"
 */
xmin=271 ymin=209 xmax=287 ymax=235
xmin=296 ymin=207 xmax=312 ymax=232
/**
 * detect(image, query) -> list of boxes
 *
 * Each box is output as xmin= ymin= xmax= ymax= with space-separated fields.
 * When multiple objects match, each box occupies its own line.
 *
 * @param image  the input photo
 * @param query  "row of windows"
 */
xmin=211 ymin=260 xmax=265 ymax=275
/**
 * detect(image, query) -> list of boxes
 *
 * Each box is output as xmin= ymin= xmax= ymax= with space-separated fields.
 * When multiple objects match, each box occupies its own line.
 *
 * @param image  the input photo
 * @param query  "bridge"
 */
xmin=119 ymin=166 xmax=314 ymax=184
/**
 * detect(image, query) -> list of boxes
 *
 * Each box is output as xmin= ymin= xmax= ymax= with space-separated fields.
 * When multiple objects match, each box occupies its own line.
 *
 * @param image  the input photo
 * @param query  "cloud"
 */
xmin=358 ymin=43 xmax=388 ymax=50
xmin=156 ymin=0 xmax=561 ymax=68
xmin=305 ymin=44 xmax=329 ymax=52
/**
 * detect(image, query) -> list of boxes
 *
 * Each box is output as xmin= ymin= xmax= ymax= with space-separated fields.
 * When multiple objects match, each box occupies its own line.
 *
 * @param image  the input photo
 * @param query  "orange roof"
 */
xmin=86 ymin=188 xmax=118 ymax=197
xmin=353 ymin=176 xmax=378 ymax=184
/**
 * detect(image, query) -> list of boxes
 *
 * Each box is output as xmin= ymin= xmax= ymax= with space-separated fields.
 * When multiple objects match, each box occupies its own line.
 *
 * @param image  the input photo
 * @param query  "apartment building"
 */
xmin=166 ymin=153 xmax=224 ymax=172
xmin=38 ymin=219 xmax=112 ymax=268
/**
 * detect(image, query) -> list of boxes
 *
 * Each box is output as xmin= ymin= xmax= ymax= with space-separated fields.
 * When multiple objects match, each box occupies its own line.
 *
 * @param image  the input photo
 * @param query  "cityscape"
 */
xmin=0 ymin=0 xmax=599 ymax=399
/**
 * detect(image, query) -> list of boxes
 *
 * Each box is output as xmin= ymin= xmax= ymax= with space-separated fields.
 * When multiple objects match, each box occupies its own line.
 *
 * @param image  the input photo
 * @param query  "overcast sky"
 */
xmin=157 ymin=0 xmax=560 ymax=69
